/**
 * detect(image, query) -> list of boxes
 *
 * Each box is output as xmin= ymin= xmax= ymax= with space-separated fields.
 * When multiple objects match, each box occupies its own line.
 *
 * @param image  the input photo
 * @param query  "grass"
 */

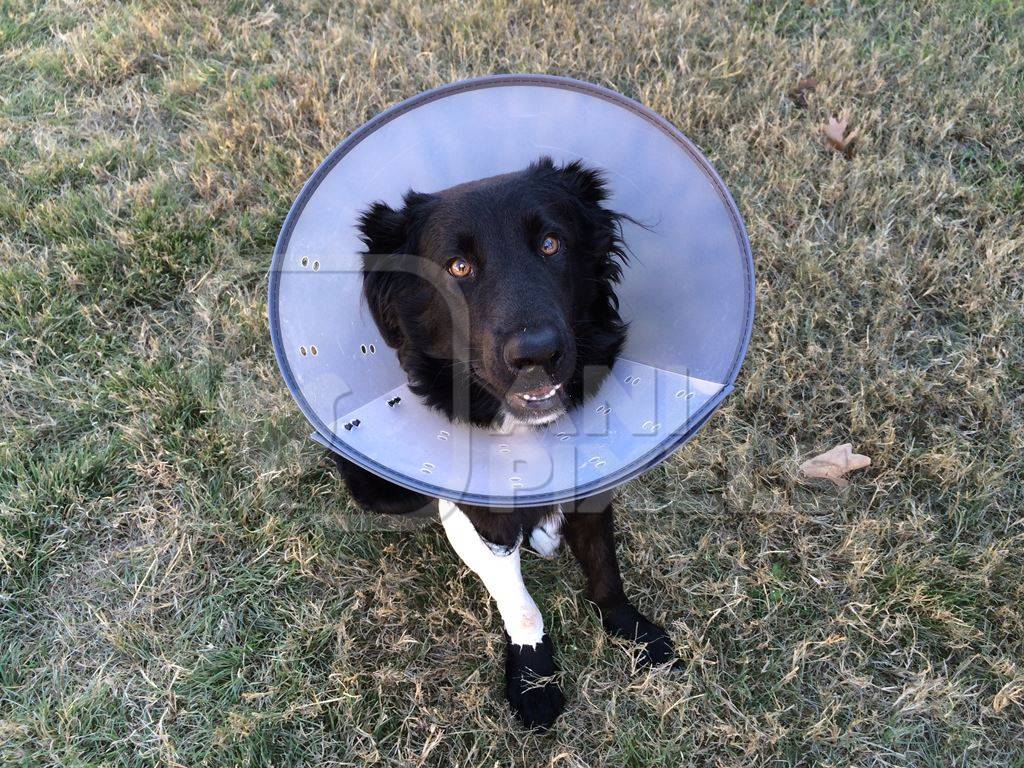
xmin=1 ymin=0 xmax=1022 ymax=765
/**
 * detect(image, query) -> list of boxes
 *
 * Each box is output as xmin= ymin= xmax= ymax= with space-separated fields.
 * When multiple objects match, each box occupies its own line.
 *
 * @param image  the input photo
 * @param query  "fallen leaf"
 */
xmin=788 ymin=75 xmax=817 ymax=107
xmin=799 ymin=443 xmax=870 ymax=487
xmin=823 ymin=111 xmax=860 ymax=156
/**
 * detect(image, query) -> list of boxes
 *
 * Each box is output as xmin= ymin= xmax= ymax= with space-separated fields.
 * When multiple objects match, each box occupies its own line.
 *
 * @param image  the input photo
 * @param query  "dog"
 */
xmin=331 ymin=157 xmax=675 ymax=729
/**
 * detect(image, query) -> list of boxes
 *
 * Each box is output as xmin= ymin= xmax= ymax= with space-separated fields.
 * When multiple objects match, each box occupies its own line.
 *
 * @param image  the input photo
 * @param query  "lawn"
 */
xmin=1 ymin=1 xmax=1022 ymax=765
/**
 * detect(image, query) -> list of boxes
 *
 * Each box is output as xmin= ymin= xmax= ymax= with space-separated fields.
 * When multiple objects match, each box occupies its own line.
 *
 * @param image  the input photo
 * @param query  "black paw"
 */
xmin=601 ymin=603 xmax=676 ymax=667
xmin=505 ymin=633 xmax=564 ymax=730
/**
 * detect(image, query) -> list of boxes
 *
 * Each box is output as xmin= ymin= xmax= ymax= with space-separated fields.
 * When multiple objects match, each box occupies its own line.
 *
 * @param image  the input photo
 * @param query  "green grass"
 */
xmin=2 ymin=0 xmax=1023 ymax=765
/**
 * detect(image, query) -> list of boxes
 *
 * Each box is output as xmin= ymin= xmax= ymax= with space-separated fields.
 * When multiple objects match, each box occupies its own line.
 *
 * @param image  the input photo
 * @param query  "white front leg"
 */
xmin=438 ymin=500 xmax=544 ymax=647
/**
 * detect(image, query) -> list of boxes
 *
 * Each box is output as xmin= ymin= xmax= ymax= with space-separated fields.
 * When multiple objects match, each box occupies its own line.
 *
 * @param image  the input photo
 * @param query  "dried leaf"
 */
xmin=788 ymin=75 xmax=817 ymax=107
xmin=823 ymin=111 xmax=860 ymax=156
xmin=799 ymin=443 xmax=870 ymax=487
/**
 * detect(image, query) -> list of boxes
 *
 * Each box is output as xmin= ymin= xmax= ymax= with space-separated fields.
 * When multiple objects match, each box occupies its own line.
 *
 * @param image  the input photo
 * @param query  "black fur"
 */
xmin=329 ymin=452 xmax=434 ymax=516
xmin=505 ymin=632 xmax=564 ymax=730
xmin=357 ymin=157 xmax=629 ymax=427
xmin=332 ymin=159 xmax=674 ymax=730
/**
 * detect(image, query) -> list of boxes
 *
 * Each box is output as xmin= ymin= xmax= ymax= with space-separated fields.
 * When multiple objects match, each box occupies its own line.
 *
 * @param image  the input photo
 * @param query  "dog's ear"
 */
xmin=554 ymin=159 xmax=610 ymax=207
xmin=357 ymin=192 xmax=433 ymax=254
xmin=362 ymin=263 xmax=404 ymax=349
xmin=551 ymin=159 xmax=629 ymax=283
xmin=358 ymin=202 xmax=409 ymax=349
xmin=358 ymin=201 xmax=408 ymax=255
xmin=357 ymin=194 xmax=432 ymax=349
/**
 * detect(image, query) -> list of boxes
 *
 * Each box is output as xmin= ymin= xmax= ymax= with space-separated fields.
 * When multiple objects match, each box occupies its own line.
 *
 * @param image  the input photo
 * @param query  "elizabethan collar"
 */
xmin=269 ymin=75 xmax=754 ymax=507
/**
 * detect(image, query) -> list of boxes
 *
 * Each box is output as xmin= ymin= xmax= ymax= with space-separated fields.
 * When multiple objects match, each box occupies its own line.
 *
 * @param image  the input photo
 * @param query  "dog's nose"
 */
xmin=503 ymin=326 xmax=564 ymax=372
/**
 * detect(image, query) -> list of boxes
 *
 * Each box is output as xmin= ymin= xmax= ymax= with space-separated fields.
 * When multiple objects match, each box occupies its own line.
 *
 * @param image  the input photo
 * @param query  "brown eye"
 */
xmin=447 ymin=257 xmax=473 ymax=278
xmin=540 ymin=234 xmax=560 ymax=256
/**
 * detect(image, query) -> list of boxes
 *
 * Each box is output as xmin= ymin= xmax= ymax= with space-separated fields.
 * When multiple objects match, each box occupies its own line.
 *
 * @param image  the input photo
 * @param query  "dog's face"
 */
xmin=358 ymin=158 xmax=627 ymax=427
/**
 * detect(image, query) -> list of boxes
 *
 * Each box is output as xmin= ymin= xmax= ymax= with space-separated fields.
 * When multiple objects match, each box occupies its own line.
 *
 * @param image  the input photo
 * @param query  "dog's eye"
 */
xmin=539 ymin=234 xmax=560 ymax=256
xmin=447 ymin=257 xmax=473 ymax=278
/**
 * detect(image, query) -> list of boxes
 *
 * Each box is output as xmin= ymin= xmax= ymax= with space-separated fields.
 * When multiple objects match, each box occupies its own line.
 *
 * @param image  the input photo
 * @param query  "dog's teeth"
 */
xmin=520 ymin=385 xmax=560 ymax=402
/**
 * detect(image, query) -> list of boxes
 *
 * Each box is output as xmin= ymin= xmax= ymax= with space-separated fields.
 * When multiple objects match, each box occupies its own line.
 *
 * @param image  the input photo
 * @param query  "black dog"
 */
xmin=332 ymin=158 xmax=674 ymax=729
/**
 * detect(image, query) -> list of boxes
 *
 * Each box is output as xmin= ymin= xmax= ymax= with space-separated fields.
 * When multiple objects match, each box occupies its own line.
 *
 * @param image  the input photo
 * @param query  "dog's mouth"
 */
xmin=510 ymin=382 xmax=562 ymax=404
xmin=504 ymin=381 xmax=566 ymax=421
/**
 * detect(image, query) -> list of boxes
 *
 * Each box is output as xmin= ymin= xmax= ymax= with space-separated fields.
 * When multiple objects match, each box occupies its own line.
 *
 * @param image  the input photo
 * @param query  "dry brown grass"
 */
xmin=2 ymin=1 xmax=1023 ymax=765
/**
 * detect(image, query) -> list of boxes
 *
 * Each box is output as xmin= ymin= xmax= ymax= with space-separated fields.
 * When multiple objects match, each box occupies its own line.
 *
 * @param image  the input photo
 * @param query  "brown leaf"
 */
xmin=823 ymin=111 xmax=860 ymax=156
xmin=799 ymin=443 xmax=871 ymax=487
xmin=788 ymin=76 xmax=817 ymax=107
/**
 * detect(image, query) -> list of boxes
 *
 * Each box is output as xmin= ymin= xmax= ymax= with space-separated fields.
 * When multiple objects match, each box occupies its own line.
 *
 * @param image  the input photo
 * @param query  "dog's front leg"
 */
xmin=438 ymin=500 xmax=564 ymax=729
xmin=563 ymin=494 xmax=676 ymax=667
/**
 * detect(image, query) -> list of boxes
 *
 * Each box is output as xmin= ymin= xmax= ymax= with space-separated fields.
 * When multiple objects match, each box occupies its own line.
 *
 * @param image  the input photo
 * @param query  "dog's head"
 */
xmin=358 ymin=158 xmax=627 ymax=427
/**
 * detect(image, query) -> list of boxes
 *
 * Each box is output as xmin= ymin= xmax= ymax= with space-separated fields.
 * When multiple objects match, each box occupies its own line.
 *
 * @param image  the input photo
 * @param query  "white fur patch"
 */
xmin=438 ymin=500 xmax=544 ymax=647
xmin=497 ymin=408 xmax=566 ymax=429
xmin=528 ymin=508 xmax=564 ymax=559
